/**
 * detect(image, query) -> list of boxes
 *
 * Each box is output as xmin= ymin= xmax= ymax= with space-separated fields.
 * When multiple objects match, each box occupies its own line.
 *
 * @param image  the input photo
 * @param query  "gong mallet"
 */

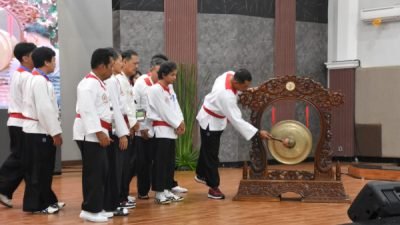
xmin=270 ymin=136 xmax=296 ymax=148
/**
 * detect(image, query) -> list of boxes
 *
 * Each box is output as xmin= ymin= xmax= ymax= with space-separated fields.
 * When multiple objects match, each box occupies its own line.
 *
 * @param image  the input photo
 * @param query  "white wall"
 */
xmin=58 ymin=0 xmax=113 ymax=161
xmin=358 ymin=0 xmax=400 ymax=67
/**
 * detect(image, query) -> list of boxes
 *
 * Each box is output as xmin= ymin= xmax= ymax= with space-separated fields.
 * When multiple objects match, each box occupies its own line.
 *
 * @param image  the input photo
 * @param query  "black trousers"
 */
xmin=152 ymin=138 xmax=176 ymax=192
xmin=135 ymin=136 xmax=154 ymax=196
xmin=196 ymin=127 xmax=224 ymax=188
xmin=103 ymin=135 xmax=121 ymax=211
xmin=120 ymin=137 xmax=135 ymax=202
xmin=23 ymin=133 xmax=58 ymax=212
xmin=0 ymin=126 xmax=24 ymax=199
xmin=76 ymin=140 xmax=108 ymax=213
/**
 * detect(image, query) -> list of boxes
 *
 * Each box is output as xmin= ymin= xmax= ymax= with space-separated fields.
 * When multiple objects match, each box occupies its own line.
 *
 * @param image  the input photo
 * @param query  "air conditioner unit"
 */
xmin=360 ymin=6 xmax=400 ymax=22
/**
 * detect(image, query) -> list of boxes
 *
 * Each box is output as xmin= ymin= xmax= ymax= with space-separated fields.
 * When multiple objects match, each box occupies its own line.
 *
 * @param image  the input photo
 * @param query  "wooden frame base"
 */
xmin=233 ymin=179 xmax=350 ymax=203
xmin=348 ymin=164 xmax=400 ymax=181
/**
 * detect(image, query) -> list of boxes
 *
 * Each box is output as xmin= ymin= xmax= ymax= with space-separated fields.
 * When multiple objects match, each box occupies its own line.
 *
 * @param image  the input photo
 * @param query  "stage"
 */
xmin=0 ymin=163 xmax=380 ymax=225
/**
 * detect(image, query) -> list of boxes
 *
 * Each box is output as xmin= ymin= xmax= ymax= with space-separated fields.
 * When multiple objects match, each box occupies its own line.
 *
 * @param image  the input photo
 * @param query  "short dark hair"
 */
xmin=150 ymin=54 xmax=168 ymax=67
xmin=91 ymin=48 xmax=114 ymax=69
xmin=106 ymin=47 xmax=121 ymax=60
xmin=234 ymin=68 xmax=252 ymax=83
xmin=13 ymin=42 xmax=36 ymax=62
xmin=121 ymin=49 xmax=138 ymax=60
xmin=32 ymin=47 xmax=55 ymax=68
xmin=24 ymin=23 xmax=50 ymax=39
xmin=157 ymin=61 xmax=177 ymax=80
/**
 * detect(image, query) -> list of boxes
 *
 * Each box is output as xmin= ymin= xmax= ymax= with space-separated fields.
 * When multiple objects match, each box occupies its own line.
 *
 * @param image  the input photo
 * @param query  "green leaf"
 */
xmin=174 ymin=64 xmax=198 ymax=171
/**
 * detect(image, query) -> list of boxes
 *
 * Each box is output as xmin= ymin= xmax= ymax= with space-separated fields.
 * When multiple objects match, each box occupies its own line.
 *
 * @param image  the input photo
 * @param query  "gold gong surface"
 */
xmin=267 ymin=120 xmax=312 ymax=165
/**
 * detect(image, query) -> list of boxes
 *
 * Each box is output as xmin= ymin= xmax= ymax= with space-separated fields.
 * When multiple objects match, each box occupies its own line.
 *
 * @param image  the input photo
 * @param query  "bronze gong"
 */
xmin=266 ymin=120 xmax=312 ymax=165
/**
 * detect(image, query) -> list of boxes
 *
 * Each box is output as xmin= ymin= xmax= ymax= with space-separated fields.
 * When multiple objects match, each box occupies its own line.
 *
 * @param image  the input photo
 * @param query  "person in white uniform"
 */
xmin=133 ymin=54 xmax=188 ymax=200
xmin=103 ymin=48 xmax=131 ymax=216
xmin=0 ymin=42 xmax=36 ymax=208
xmin=21 ymin=47 xmax=63 ymax=213
xmin=115 ymin=50 xmax=140 ymax=207
xmin=195 ymin=69 xmax=271 ymax=199
xmin=73 ymin=48 xmax=114 ymax=223
xmin=147 ymin=61 xmax=185 ymax=204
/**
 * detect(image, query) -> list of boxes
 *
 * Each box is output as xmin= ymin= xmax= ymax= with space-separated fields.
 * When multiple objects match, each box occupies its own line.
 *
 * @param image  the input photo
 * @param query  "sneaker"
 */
xmin=100 ymin=210 xmax=114 ymax=218
xmin=113 ymin=207 xmax=129 ymax=216
xmin=154 ymin=192 xmax=171 ymax=205
xmin=194 ymin=175 xmax=207 ymax=185
xmin=138 ymin=194 xmax=149 ymax=200
xmin=127 ymin=195 xmax=136 ymax=202
xmin=52 ymin=202 xmax=66 ymax=210
xmin=79 ymin=210 xmax=108 ymax=223
xmin=0 ymin=193 xmax=12 ymax=208
xmin=34 ymin=205 xmax=59 ymax=214
xmin=119 ymin=200 xmax=136 ymax=209
xmin=208 ymin=187 xmax=225 ymax=200
xmin=171 ymin=186 xmax=188 ymax=193
xmin=164 ymin=190 xmax=184 ymax=202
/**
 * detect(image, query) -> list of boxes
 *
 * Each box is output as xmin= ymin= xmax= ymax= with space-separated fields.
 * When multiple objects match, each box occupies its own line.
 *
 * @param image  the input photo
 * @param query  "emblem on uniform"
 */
xmin=102 ymin=93 xmax=108 ymax=103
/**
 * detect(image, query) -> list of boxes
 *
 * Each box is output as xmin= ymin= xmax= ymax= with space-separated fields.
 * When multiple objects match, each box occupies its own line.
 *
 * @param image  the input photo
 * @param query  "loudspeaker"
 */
xmin=348 ymin=181 xmax=400 ymax=222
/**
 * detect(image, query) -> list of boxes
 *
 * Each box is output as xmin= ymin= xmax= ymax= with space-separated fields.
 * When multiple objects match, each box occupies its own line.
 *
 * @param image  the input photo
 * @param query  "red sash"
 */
xmin=76 ymin=114 xmax=112 ymax=131
xmin=202 ymin=106 xmax=225 ymax=119
xmin=152 ymin=121 xmax=172 ymax=127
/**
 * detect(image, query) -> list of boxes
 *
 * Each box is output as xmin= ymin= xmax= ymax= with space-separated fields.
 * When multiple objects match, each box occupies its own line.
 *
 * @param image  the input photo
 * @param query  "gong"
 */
xmin=267 ymin=120 xmax=312 ymax=165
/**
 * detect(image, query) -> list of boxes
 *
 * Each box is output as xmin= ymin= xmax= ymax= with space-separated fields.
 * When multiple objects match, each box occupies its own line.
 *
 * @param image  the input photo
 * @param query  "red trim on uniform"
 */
xmin=85 ymin=74 xmax=106 ymax=90
xmin=152 ymin=121 xmax=172 ymax=127
xmin=32 ymin=70 xmax=49 ymax=81
xmin=123 ymin=114 xmax=130 ymax=128
xmin=17 ymin=67 xmax=30 ymax=73
xmin=8 ymin=113 xmax=28 ymax=120
xmin=158 ymin=82 xmax=170 ymax=93
xmin=76 ymin=114 xmax=112 ymax=131
xmin=144 ymin=77 xmax=152 ymax=86
xmin=225 ymin=73 xmax=237 ymax=95
xmin=203 ymin=106 xmax=225 ymax=119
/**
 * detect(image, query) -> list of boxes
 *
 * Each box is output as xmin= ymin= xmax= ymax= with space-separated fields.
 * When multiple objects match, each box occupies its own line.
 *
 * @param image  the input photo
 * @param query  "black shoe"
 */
xmin=119 ymin=201 xmax=136 ymax=209
xmin=194 ymin=175 xmax=207 ymax=185
xmin=138 ymin=194 xmax=149 ymax=200
xmin=113 ymin=207 xmax=129 ymax=216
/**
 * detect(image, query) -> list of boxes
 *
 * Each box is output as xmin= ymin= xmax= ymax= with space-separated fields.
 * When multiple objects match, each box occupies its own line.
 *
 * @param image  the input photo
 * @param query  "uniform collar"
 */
xmin=32 ymin=68 xmax=50 ymax=81
xmin=225 ymin=73 xmax=237 ymax=95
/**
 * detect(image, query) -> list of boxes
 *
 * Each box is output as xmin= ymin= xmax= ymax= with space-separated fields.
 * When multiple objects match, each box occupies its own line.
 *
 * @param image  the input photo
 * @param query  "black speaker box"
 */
xmin=348 ymin=181 xmax=400 ymax=222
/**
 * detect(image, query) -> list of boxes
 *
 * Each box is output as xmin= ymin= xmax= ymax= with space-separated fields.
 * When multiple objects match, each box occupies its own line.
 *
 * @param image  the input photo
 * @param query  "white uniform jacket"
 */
xmin=196 ymin=71 xmax=258 ymax=140
xmin=73 ymin=72 xmax=113 ymax=142
xmin=7 ymin=66 xmax=32 ymax=127
xmin=104 ymin=75 xmax=129 ymax=137
xmin=115 ymin=72 xmax=137 ymax=129
xmin=132 ymin=73 xmax=155 ymax=137
xmin=22 ymin=68 xmax=62 ymax=136
xmin=147 ymin=82 xmax=184 ymax=139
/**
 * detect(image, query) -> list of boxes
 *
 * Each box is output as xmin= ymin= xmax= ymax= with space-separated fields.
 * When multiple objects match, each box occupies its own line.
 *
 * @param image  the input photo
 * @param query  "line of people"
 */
xmin=0 ymin=44 xmax=272 ymax=223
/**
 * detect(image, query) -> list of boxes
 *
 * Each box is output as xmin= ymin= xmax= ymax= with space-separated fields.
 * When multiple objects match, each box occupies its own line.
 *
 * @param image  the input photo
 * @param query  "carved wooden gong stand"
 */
xmin=233 ymin=75 xmax=350 ymax=203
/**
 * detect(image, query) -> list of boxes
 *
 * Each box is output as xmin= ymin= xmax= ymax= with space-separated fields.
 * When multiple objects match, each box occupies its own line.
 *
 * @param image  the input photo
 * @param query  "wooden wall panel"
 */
xmin=164 ymin=0 xmax=197 ymax=65
xmin=329 ymin=68 xmax=355 ymax=157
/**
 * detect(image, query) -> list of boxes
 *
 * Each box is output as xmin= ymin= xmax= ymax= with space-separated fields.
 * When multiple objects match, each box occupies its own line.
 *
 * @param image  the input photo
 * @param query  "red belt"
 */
xmin=76 ymin=114 xmax=112 ymax=131
xmin=203 ymin=106 xmax=225 ymax=119
xmin=152 ymin=121 xmax=172 ymax=127
xmin=9 ymin=113 xmax=38 ymax=121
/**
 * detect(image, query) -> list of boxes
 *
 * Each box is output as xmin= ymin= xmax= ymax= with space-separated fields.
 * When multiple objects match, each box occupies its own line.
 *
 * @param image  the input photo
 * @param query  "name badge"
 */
xmin=136 ymin=109 xmax=146 ymax=122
